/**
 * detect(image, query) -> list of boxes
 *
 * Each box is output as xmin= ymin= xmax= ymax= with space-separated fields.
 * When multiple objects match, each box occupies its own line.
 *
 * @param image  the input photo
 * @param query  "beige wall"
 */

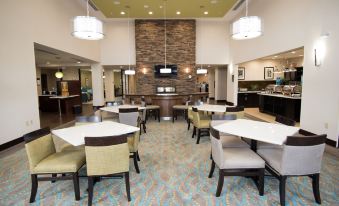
xmin=215 ymin=68 xmax=227 ymax=101
xmin=0 ymin=0 xmax=100 ymax=145
xmin=208 ymin=69 xmax=215 ymax=98
xmin=81 ymin=70 xmax=92 ymax=88
xmin=62 ymin=68 xmax=79 ymax=81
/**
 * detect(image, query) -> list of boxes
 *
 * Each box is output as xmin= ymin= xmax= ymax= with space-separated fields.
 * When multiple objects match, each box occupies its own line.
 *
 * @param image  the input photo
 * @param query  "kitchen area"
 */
xmin=237 ymin=47 xmax=304 ymax=123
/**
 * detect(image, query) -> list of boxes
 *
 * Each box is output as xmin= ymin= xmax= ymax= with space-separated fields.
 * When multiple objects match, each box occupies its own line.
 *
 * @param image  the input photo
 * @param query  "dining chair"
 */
xmin=85 ymin=135 xmax=131 ymax=205
xmin=192 ymin=107 xmax=210 ymax=144
xmin=257 ymin=130 xmax=327 ymax=206
xmin=225 ymin=106 xmax=245 ymax=119
xmin=187 ymin=106 xmax=193 ymax=130
xmin=119 ymin=108 xmax=141 ymax=173
xmin=24 ymin=127 xmax=86 ymax=203
xmin=208 ymin=127 xmax=265 ymax=197
xmin=140 ymin=108 xmax=147 ymax=134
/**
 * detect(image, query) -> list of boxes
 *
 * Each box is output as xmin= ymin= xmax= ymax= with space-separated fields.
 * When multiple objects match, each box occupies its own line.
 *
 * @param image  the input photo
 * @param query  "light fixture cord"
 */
xmin=164 ymin=0 xmax=167 ymax=68
xmin=246 ymin=0 xmax=248 ymax=16
xmin=87 ymin=0 xmax=89 ymax=17
xmin=128 ymin=10 xmax=131 ymax=71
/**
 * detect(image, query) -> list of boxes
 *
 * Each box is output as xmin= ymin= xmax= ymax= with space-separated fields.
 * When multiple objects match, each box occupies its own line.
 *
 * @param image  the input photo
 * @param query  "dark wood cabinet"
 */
xmin=238 ymin=93 xmax=259 ymax=108
xmin=258 ymin=94 xmax=301 ymax=122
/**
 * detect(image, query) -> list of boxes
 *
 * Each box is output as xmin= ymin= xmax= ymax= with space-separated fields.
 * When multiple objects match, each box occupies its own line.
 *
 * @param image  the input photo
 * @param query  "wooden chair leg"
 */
xmin=133 ymin=153 xmax=140 ymax=173
xmin=172 ymin=110 xmax=175 ymax=123
xmin=143 ymin=123 xmax=146 ymax=133
xmin=187 ymin=120 xmax=190 ymax=130
xmin=125 ymin=172 xmax=131 ymax=201
xmin=258 ymin=169 xmax=264 ymax=196
xmin=29 ymin=174 xmax=38 ymax=203
xmin=216 ymin=170 xmax=224 ymax=197
xmin=208 ymin=160 xmax=215 ymax=178
xmin=311 ymin=174 xmax=321 ymax=204
xmin=192 ymin=127 xmax=196 ymax=138
xmin=73 ymin=172 xmax=80 ymax=201
xmin=196 ymin=129 xmax=201 ymax=144
xmin=51 ymin=174 xmax=57 ymax=183
xmin=88 ymin=176 xmax=94 ymax=206
xmin=136 ymin=151 xmax=141 ymax=161
xmin=279 ymin=176 xmax=287 ymax=206
xmin=157 ymin=110 xmax=160 ymax=122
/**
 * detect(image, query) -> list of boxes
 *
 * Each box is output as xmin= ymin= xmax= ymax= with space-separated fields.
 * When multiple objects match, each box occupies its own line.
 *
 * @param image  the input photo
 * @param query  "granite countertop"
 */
xmin=258 ymin=92 xmax=302 ymax=99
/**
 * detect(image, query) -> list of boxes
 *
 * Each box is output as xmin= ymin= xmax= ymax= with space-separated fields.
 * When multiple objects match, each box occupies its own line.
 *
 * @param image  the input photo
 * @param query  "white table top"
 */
xmin=212 ymin=119 xmax=299 ymax=145
xmin=196 ymin=104 xmax=227 ymax=113
xmin=100 ymin=105 xmax=146 ymax=114
xmin=49 ymin=95 xmax=79 ymax=99
xmin=52 ymin=121 xmax=139 ymax=146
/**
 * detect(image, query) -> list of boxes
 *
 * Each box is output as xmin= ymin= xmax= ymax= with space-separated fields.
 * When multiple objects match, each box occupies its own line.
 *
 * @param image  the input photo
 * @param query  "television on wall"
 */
xmin=154 ymin=65 xmax=178 ymax=78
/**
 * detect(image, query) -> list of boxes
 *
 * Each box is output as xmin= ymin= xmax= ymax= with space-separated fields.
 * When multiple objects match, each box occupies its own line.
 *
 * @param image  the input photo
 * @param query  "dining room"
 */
xmin=0 ymin=0 xmax=338 ymax=206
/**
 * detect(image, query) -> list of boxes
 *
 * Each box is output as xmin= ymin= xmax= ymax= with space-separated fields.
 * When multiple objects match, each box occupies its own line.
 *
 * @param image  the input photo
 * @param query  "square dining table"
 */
xmin=100 ymin=104 xmax=146 ymax=114
xmin=195 ymin=104 xmax=228 ymax=113
xmin=52 ymin=121 xmax=140 ymax=146
xmin=212 ymin=119 xmax=299 ymax=150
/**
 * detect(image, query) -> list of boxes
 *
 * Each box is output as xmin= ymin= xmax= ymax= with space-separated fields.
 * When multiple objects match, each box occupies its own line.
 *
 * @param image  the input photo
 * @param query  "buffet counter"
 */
xmin=125 ymin=92 xmax=208 ymax=118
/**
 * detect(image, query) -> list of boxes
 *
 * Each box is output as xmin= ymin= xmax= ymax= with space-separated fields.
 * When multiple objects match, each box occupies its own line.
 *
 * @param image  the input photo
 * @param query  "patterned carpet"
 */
xmin=0 ymin=119 xmax=338 ymax=206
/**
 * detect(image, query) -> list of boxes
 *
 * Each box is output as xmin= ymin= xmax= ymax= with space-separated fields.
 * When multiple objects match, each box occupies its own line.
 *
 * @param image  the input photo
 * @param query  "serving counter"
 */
xmin=125 ymin=93 xmax=208 ymax=118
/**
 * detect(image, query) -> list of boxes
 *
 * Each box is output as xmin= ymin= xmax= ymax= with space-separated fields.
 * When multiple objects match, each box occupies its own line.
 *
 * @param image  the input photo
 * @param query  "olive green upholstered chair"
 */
xmin=24 ymin=127 xmax=86 ymax=203
xmin=85 ymin=135 xmax=131 ymax=206
xmin=192 ymin=107 xmax=211 ymax=144
xmin=119 ymin=107 xmax=141 ymax=173
xmin=187 ymin=106 xmax=193 ymax=130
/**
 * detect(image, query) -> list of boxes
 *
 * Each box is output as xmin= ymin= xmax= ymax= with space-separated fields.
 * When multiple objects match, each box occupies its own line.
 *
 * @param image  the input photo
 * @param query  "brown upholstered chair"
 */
xmin=85 ymin=135 xmax=131 ymax=205
xmin=192 ymin=107 xmax=211 ymax=144
xmin=119 ymin=107 xmax=141 ymax=173
xmin=24 ymin=127 xmax=86 ymax=203
xmin=257 ymin=130 xmax=327 ymax=206
xmin=208 ymin=127 xmax=265 ymax=197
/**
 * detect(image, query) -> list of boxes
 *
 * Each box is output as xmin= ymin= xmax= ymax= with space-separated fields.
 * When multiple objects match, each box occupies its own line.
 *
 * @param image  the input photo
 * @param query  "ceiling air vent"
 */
xmin=88 ymin=0 xmax=98 ymax=11
xmin=233 ymin=0 xmax=245 ymax=11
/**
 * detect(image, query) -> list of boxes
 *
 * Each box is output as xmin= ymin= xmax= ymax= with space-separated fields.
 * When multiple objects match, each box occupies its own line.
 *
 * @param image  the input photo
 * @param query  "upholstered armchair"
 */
xmin=192 ymin=107 xmax=211 ymax=144
xmin=208 ymin=127 xmax=265 ymax=197
xmin=85 ymin=135 xmax=131 ymax=205
xmin=257 ymin=130 xmax=327 ymax=206
xmin=24 ymin=127 xmax=86 ymax=203
xmin=119 ymin=108 xmax=141 ymax=173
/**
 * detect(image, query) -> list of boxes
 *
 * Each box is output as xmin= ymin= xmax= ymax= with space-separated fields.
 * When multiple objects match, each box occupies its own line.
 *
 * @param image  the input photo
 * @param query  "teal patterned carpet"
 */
xmin=0 ymin=120 xmax=338 ymax=205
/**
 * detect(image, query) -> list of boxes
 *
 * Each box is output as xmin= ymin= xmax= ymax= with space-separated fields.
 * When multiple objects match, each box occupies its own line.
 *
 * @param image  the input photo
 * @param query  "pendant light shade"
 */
xmin=197 ymin=68 xmax=207 ymax=74
xmin=125 ymin=69 xmax=135 ymax=75
xmin=232 ymin=16 xmax=262 ymax=40
xmin=160 ymin=68 xmax=172 ymax=74
xmin=72 ymin=16 xmax=104 ymax=40
xmin=55 ymin=71 xmax=64 ymax=79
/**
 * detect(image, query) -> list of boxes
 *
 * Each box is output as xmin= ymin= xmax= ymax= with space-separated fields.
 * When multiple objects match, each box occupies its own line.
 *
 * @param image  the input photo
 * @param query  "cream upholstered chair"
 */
xmin=85 ymin=135 xmax=131 ymax=205
xmin=140 ymin=97 xmax=147 ymax=134
xmin=119 ymin=107 xmax=141 ymax=173
xmin=257 ymin=130 xmax=326 ymax=206
xmin=192 ymin=107 xmax=211 ymax=144
xmin=24 ymin=127 xmax=86 ymax=203
xmin=208 ymin=127 xmax=265 ymax=197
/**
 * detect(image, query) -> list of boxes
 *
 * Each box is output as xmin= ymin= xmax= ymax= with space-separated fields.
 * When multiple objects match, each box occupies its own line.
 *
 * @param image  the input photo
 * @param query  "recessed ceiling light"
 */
xmin=144 ymin=5 xmax=149 ymax=9
xmin=46 ymin=61 xmax=50 ymax=65
xmin=274 ymin=55 xmax=278 ymax=58
xmin=291 ymin=51 xmax=296 ymax=54
xmin=176 ymin=11 xmax=181 ymax=15
xmin=204 ymin=11 xmax=209 ymax=15
xmin=159 ymin=5 xmax=163 ymax=9
xmin=120 ymin=11 xmax=125 ymax=15
xmin=148 ymin=11 xmax=153 ymax=15
xmin=77 ymin=61 xmax=81 ymax=64
xmin=299 ymin=55 xmax=304 ymax=57
xmin=113 ymin=1 xmax=120 ymax=5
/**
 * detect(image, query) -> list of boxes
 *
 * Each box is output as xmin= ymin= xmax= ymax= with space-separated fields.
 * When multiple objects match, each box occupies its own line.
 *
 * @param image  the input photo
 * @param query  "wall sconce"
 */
xmin=185 ymin=67 xmax=190 ymax=73
xmin=314 ymin=33 xmax=329 ymax=67
xmin=142 ymin=67 xmax=147 ymax=74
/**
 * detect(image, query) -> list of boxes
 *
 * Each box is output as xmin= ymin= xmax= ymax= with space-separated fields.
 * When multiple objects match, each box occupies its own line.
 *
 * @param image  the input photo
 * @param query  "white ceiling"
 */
xmin=261 ymin=47 xmax=304 ymax=60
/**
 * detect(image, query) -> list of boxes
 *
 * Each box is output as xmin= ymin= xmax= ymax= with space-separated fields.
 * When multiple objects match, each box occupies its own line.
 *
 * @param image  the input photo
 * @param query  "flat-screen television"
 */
xmin=154 ymin=65 xmax=178 ymax=78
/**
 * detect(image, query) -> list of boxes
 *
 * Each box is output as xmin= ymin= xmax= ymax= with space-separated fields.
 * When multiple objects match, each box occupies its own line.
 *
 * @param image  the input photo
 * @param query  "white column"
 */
xmin=91 ymin=64 xmax=105 ymax=106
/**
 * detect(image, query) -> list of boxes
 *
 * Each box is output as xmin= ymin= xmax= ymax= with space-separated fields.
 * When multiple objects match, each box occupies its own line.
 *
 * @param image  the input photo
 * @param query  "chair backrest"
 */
xmin=192 ymin=107 xmax=200 ymax=125
xmin=87 ymin=115 xmax=102 ymax=123
xmin=119 ymin=108 xmax=139 ymax=127
xmin=209 ymin=127 xmax=224 ymax=168
xmin=275 ymin=115 xmax=296 ymax=126
xmin=212 ymin=114 xmax=237 ymax=120
xmin=281 ymin=133 xmax=327 ymax=175
xmin=141 ymin=108 xmax=147 ymax=121
xmin=23 ymin=127 xmax=56 ymax=172
xmin=226 ymin=106 xmax=245 ymax=119
xmin=85 ymin=135 xmax=129 ymax=176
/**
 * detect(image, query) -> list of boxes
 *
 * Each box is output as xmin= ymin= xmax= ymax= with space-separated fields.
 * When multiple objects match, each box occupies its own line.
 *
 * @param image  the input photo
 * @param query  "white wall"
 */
xmin=208 ymin=69 xmax=215 ymax=98
xmin=0 ymin=0 xmax=100 ymax=145
xmin=100 ymin=20 xmax=136 ymax=65
xmin=228 ymin=0 xmax=339 ymax=145
xmin=215 ymin=68 xmax=227 ymax=101
xmin=196 ymin=20 xmax=230 ymax=64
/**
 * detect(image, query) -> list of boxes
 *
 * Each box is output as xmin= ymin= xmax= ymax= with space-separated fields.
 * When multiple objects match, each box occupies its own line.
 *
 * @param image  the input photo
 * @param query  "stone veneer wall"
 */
xmin=135 ymin=19 xmax=196 ymax=94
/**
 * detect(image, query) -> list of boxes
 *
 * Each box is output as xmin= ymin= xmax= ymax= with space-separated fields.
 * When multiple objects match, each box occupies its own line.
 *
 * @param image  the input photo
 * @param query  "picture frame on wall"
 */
xmin=238 ymin=67 xmax=245 ymax=80
xmin=264 ymin=67 xmax=274 ymax=80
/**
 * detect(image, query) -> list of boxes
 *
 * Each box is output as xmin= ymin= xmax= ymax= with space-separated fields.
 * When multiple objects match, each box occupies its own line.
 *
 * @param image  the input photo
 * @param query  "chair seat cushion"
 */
xmin=32 ymin=150 xmax=86 ymax=174
xmin=257 ymin=148 xmax=283 ymax=173
xmin=220 ymin=148 xmax=265 ymax=169
xmin=173 ymin=105 xmax=188 ymax=110
xmin=197 ymin=119 xmax=210 ymax=128
xmin=221 ymin=135 xmax=250 ymax=148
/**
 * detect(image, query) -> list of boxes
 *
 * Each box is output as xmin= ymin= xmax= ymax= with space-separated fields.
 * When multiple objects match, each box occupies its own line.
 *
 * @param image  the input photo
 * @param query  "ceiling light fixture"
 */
xmin=149 ymin=11 xmax=153 ymax=15
xmin=55 ymin=71 xmax=64 ymax=79
xmin=120 ymin=11 xmax=125 ymax=15
xmin=231 ymin=0 xmax=262 ymax=40
xmin=77 ymin=61 xmax=81 ymax=64
xmin=72 ymin=0 xmax=104 ymax=40
xmin=204 ymin=11 xmax=209 ymax=15
xmin=197 ymin=21 xmax=207 ymax=75
xmin=125 ymin=8 xmax=135 ymax=75
xmin=291 ymin=51 xmax=296 ymax=54
xmin=176 ymin=11 xmax=181 ymax=15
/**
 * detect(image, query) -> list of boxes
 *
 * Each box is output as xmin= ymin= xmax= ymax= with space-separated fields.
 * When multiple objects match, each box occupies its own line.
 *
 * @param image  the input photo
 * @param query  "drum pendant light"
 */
xmin=231 ymin=0 xmax=262 ymax=40
xmin=72 ymin=0 xmax=104 ymax=40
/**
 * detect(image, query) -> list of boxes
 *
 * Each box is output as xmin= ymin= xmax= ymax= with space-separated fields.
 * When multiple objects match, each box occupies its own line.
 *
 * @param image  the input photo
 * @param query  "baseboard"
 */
xmin=326 ymin=138 xmax=338 ymax=148
xmin=226 ymin=101 xmax=234 ymax=106
xmin=0 ymin=136 xmax=24 ymax=152
xmin=209 ymin=97 xmax=215 ymax=100
xmin=216 ymin=100 xmax=227 ymax=103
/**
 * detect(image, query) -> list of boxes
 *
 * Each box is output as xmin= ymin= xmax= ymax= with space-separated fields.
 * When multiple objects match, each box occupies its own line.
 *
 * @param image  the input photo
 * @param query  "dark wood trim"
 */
xmin=209 ymin=97 xmax=215 ymax=100
xmin=119 ymin=108 xmax=138 ymax=113
xmin=226 ymin=106 xmax=244 ymax=112
xmin=23 ymin=127 xmax=50 ymax=143
xmin=0 ymin=136 xmax=24 ymax=152
xmin=85 ymin=135 xmax=127 ymax=146
xmin=298 ymin=129 xmax=316 ymax=136
xmin=326 ymin=138 xmax=337 ymax=147
xmin=216 ymin=100 xmax=227 ymax=103
xmin=226 ymin=101 xmax=234 ymax=106
xmin=286 ymin=134 xmax=327 ymax=146
xmin=210 ymin=127 xmax=220 ymax=140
